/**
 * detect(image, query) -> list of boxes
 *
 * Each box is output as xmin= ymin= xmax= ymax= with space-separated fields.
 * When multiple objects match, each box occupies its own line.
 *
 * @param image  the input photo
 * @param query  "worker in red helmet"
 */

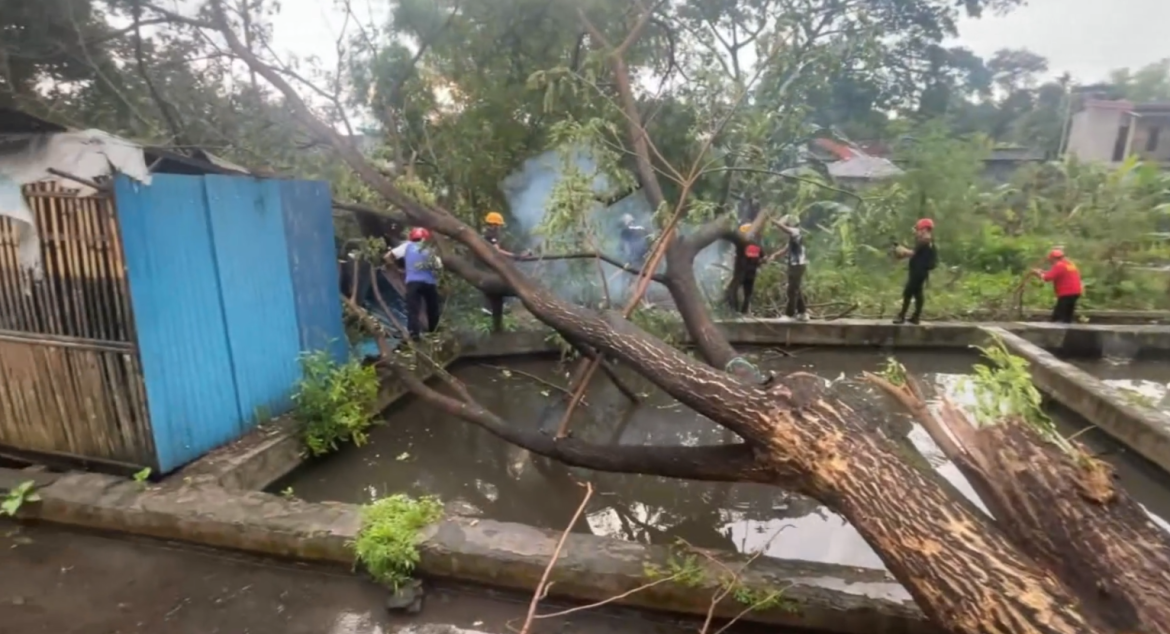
xmin=390 ymin=227 xmax=443 ymax=340
xmin=1033 ymin=248 xmax=1082 ymax=323
xmin=892 ymin=218 xmax=938 ymax=325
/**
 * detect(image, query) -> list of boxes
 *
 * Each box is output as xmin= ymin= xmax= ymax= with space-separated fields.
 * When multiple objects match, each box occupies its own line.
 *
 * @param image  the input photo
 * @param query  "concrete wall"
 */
xmin=1066 ymin=107 xmax=1126 ymax=162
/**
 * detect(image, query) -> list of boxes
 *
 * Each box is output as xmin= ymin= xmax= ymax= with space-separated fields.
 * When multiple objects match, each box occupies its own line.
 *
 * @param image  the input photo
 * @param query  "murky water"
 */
xmin=280 ymin=349 xmax=1170 ymax=571
xmin=1071 ymin=357 xmax=1170 ymax=412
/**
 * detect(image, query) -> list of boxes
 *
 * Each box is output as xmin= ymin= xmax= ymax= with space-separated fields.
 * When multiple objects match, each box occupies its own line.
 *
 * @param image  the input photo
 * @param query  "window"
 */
xmin=1147 ymin=127 xmax=1162 ymax=153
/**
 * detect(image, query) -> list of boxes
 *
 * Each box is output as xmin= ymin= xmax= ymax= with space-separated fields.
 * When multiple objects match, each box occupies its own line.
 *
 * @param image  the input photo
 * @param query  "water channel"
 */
xmin=278 ymin=348 xmax=1170 ymax=571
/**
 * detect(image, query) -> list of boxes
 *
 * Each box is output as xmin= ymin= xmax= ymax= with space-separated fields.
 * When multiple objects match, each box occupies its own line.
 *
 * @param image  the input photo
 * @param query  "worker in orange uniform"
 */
xmin=1033 ymin=248 xmax=1083 ymax=324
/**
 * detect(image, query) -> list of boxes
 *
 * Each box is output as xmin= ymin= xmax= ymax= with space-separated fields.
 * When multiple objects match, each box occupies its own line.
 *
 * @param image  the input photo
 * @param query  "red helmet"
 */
xmin=915 ymin=218 xmax=934 ymax=231
xmin=408 ymin=228 xmax=430 ymax=242
xmin=1048 ymin=248 xmax=1064 ymax=261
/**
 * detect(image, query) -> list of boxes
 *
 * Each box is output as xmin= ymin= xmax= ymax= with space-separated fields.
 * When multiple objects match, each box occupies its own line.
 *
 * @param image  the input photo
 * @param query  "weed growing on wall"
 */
xmin=352 ymin=494 xmax=444 ymax=590
xmin=293 ymin=351 xmax=380 ymax=457
xmin=1 ymin=481 xmax=40 ymax=516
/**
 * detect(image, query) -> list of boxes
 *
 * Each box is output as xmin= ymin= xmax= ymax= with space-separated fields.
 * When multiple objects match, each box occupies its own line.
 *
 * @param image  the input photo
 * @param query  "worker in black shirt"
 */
xmin=736 ymin=223 xmax=766 ymax=314
xmin=892 ymin=218 xmax=937 ymax=325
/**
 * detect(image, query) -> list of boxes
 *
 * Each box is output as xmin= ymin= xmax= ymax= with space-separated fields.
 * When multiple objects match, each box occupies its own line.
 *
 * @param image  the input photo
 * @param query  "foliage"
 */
xmin=878 ymin=357 xmax=908 ymax=387
xmin=293 ymin=351 xmax=381 ymax=457
xmin=963 ymin=337 xmax=1078 ymax=455
xmin=132 ymin=467 xmax=151 ymax=489
xmin=1 ymin=480 xmax=41 ymax=516
xmin=352 ymin=494 xmax=444 ymax=590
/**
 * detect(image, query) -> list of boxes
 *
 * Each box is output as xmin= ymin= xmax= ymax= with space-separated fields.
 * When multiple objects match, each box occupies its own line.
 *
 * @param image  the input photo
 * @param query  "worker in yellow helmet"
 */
xmin=481 ymin=211 xmax=514 ymax=255
xmin=480 ymin=211 xmax=515 ymax=330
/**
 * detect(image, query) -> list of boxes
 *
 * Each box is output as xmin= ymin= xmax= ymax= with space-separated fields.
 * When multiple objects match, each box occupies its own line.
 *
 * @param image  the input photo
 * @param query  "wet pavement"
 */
xmin=0 ymin=522 xmax=741 ymax=634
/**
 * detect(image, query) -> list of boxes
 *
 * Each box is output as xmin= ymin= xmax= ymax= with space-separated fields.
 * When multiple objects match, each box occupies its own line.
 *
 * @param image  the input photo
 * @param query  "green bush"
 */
xmin=292 ymin=350 xmax=380 ymax=457
xmin=352 ymin=494 xmax=444 ymax=590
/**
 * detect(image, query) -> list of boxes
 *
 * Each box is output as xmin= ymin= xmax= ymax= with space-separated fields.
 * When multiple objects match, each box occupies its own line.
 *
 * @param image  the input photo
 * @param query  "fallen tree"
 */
xmin=148 ymin=1 xmax=1170 ymax=632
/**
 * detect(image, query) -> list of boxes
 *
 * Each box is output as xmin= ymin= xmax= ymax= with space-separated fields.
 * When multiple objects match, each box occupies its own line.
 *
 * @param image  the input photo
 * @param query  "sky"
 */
xmin=268 ymin=0 xmax=1169 ymax=87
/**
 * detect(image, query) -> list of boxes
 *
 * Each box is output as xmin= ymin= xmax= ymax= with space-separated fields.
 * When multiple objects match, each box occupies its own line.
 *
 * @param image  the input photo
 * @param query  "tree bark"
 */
xmin=869 ymin=372 xmax=1170 ymax=633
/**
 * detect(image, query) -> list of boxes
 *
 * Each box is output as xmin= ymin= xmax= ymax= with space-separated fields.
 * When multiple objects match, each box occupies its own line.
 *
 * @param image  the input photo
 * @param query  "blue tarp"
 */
xmin=342 ymin=257 xmax=408 ymax=359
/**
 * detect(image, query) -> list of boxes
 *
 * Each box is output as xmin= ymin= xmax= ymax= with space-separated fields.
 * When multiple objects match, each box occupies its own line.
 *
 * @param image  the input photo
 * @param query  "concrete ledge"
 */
xmin=3 ymin=469 xmax=935 ymax=634
xmin=459 ymin=319 xmax=1170 ymax=359
xmin=992 ymin=309 xmax=1170 ymax=325
xmin=989 ymin=327 xmax=1170 ymax=474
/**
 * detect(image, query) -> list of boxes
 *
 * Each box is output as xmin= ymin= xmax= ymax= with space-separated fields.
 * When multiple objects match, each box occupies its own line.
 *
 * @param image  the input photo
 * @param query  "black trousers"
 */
xmin=740 ymin=269 xmax=758 ymax=314
xmin=1051 ymin=294 xmax=1080 ymax=324
xmin=405 ymin=282 xmax=441 ymax=338
xmin=786 ymin=264 xmax=807 ymax=317
xmin=485 ymin=293 xmax=505 ymax=332
xmin=899 ymin=273 xmax=928 ymax=320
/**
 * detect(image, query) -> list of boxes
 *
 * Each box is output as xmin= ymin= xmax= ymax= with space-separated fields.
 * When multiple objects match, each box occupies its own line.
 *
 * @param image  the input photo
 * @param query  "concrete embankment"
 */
xmin=1 ymin=468 xmax=934 ymax=634
xmin=991 ymin=327 xmax=1170 ymax=475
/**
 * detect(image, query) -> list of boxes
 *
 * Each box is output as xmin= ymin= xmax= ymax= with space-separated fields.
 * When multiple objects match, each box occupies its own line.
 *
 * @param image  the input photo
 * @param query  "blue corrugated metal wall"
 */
xmin=204 ymin=176 xmax=303 ymax=423
xmin=114 ymin=175 xmax=241 ymax=472
xmin=280 ymin=180 xmax=347 ymax=362
xmin=115 ymin=173 xmax=342 ymax=473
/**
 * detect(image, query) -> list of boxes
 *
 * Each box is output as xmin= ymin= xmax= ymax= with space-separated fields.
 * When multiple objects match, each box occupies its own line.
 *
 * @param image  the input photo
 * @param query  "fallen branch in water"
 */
xmin=519 ymin=481 xmax=594 ymax=634
xmin=480 ymin=363 xmax=582 ymax=402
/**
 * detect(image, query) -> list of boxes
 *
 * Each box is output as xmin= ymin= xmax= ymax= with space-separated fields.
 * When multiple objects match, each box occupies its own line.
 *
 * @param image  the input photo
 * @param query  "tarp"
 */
xmin=0 ymin=130 xmax=151 ymax=279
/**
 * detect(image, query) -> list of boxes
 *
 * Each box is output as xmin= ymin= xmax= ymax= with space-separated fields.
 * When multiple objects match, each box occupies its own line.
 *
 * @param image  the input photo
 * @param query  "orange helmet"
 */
xmin=915 ymin=218 xmax=934 ymax=231
xmin=1048 ymin=248 xmax=1064 ymax=261
xmin=484 ymin=211 xmax=505 ymax=226
xmin=409 ymin=227 xmax=430 ymax=242
xmin=739 ymin=223 xmax=753 ymax=234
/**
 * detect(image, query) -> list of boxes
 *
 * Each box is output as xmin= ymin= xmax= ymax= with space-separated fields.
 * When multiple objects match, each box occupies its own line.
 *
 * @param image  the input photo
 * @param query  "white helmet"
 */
xmin=620 ymin=214 xmax=634 ymax=226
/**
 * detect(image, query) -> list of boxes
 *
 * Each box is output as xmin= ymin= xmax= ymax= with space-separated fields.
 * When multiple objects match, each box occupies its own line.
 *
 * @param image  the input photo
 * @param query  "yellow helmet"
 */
xmin=485 ymin=211 xmax=505 ymax=226
xmin=739 ymin=223 xmax=752 ymax=234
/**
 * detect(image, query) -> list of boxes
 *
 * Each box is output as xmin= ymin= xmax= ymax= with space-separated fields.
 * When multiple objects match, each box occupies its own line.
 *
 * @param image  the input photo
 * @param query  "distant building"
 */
xmin=801 ymin=138 xmax=904 ymax=186
xmin=1064 ymin=99 xmax=1170 ymax=165
xmin=983 ymin=146 xmax=1046 ymax=181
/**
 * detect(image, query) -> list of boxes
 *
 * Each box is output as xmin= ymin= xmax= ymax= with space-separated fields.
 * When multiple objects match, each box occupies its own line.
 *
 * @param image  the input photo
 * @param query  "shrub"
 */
xmin=292 ymin=350 xmax=380 ymax=457
xmin=352 ymin=494 xmax=444 ymax=590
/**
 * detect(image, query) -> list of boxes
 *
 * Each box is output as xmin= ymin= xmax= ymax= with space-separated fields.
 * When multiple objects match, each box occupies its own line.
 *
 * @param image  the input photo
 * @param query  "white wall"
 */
xmin=1066 ymin=107 xmax=1127 ymax=162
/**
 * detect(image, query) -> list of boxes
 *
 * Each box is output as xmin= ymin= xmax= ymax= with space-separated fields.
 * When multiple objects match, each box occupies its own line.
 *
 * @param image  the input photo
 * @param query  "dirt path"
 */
xmin=0 ymin=521 xmax=736 ymax=634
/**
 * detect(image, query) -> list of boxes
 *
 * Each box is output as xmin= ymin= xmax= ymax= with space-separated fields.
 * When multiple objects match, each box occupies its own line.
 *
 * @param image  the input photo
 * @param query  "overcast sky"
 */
xmin=268 ymin=0 xmax=1168 ymax=86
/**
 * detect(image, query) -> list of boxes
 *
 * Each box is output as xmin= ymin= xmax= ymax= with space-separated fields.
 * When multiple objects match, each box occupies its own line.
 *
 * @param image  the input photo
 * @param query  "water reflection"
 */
xmin=280 ymin=348 xmax=1170 ymax=570
xmin=1073 ymin=357 xmax=1170 ymax=412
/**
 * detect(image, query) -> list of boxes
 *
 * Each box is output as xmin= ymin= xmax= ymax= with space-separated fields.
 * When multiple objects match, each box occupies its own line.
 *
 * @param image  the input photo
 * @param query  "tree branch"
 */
xmin=388 ymin=353 xmax=772 ymax=483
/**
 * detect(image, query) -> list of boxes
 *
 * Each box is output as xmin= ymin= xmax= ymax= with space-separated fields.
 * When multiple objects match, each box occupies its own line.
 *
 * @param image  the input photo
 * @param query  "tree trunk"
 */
xmin=869 ymin=373 xmax=1170 ymax=633
xmin=949 ymin=416 xmax=1170 ymax=632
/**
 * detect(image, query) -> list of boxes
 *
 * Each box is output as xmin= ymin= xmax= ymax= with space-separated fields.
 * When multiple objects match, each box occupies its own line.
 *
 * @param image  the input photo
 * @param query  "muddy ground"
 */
xmin=0 ymin=521 xmax=763 ymax=634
